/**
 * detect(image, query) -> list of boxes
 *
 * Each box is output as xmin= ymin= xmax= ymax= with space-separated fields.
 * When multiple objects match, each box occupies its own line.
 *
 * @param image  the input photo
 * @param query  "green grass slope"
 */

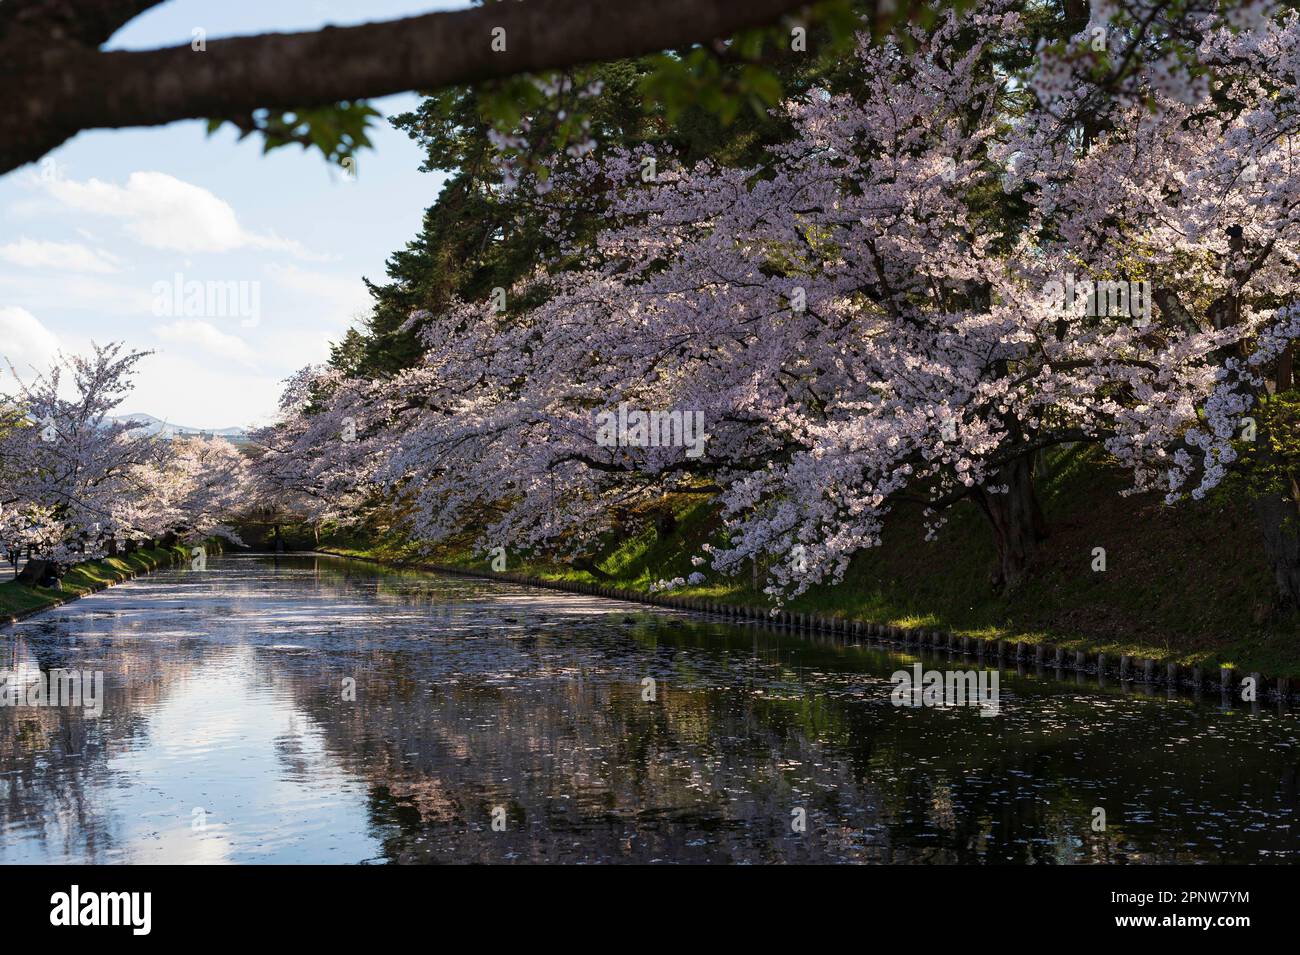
xmin=0 ymin=546 xmax=193 ymax=621
xmin=319 ymin=447 xmax=1299 ymax=675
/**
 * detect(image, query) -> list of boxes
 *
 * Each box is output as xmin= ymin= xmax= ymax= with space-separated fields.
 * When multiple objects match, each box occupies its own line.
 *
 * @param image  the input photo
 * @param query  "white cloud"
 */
xmin=0 ymin=237 xmax=121 ymax=274
xmin=42 ymin=172 xmax=320 ymax=259
xmin=0 ymin=271 xmax=154 ymax=316
xmin=264 ymin=263 xmax=372 ymax=327
xmin=128 ymin=352 xmax=280 ymax=430
xmin=152 ymin=320 xmax=258 ymax=368
xmin=0 ymin=307 xmax=61 ymax=371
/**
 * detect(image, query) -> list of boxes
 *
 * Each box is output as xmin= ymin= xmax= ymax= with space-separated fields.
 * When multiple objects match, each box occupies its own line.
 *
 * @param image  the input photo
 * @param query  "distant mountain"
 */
xmin=109 ymin=413 xmax=251 ymax=444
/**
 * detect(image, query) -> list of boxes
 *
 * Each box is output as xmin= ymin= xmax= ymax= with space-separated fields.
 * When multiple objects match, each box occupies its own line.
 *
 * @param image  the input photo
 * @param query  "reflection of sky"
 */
xmin=101 ymin=646 xmax=380 ymax=864
xmin=0 ymin=638 xmax=382 ymax=865
xmin=3 ymin=554 xmax=1300 ymax=864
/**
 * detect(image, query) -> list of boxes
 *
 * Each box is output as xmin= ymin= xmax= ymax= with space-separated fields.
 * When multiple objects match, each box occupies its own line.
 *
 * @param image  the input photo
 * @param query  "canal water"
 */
xmin=1 ymin=553 xmax=1296 ymax=864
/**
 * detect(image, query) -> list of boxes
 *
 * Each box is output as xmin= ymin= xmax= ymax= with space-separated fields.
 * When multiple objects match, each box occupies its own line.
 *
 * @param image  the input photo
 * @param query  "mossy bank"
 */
xmin=0 ymin=543 xmax=221 ymax=625
xmin=304 ymin=447 xmax=1300 ymax=677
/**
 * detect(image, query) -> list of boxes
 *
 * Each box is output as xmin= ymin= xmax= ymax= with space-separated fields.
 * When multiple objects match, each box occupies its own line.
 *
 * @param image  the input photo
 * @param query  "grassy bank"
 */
xmin=0 ymin=545 xmax=195 ymax=622
xmin=317 ymin=446 xmax=1300 ymax=676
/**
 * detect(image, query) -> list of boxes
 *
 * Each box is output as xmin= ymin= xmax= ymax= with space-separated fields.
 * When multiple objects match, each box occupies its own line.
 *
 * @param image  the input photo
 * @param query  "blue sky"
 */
xmin=0 ymin=1 xmax=465 ymax=428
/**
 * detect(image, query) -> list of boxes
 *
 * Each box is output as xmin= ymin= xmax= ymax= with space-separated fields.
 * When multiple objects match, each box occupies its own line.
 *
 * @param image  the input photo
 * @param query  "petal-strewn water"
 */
xmin=1 ymin=554 xmax=1296 ymax=864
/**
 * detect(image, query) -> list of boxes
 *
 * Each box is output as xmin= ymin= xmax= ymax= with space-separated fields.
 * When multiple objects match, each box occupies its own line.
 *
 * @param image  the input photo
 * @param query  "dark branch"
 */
xmin=1 ymin=0 xmax=822 ymax=173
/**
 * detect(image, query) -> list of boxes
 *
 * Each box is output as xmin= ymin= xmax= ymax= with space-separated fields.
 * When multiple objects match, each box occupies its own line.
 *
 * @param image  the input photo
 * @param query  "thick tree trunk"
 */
xmin=1252 ymin=419 xmax=1300 ymax=613
xmin=16 ymin=559 xmax=49 ymax=586
xmin=274 ymin=524 xmax=284 ymax=553
xmin=1248 ymin=338 xmax=1300 ymax=612
xmin=970 ymin=454 xmax=1048 ymax=594
xmin=1253 ymin=490 xmax=1300 ymax=612
xmin=573 ymin=556 xmax=613 ymax=580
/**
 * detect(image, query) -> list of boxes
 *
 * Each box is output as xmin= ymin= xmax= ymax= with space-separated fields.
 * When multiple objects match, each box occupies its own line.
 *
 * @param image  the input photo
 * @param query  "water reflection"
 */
xmin=1 ymin=554 xmax=1297 ymax=864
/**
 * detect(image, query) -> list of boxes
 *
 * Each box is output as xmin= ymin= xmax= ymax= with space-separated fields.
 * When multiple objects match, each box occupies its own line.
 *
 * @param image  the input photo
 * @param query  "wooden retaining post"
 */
xmin=1142 ymin=658 xmax=1155 ymax=683
xmin=1119 ymin=655 xmax=1131 ymax=681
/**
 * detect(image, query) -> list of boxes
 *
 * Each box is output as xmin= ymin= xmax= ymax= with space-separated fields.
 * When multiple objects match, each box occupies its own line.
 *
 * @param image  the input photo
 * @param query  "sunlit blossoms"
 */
xmin=0 ymin=344 xmax=247 ymax=569
xmin=268 ymin=0 xmax=1300 ymax=608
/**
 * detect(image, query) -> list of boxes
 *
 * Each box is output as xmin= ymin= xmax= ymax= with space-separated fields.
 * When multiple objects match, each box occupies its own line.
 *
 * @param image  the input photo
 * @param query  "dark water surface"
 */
xmin=1 ymin=553 xmax=1297 ymax=864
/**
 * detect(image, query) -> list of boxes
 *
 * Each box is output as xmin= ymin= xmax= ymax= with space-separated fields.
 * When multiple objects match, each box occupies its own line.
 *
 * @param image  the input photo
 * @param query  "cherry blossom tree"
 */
xmin=1008 ymin=1 xmax=1300 ymax=604
xmin=0 ymin=344 xmax=161 ymax=565
xmin=289 ymin=0 xmax=1300 ymax=609
xmin=0 ymin=343 xmax=248 ymax=575
xmin=243 ymin=365 xmax=381 ymax=547
xmin=124 ymin=435 xmax=249 ymax=549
